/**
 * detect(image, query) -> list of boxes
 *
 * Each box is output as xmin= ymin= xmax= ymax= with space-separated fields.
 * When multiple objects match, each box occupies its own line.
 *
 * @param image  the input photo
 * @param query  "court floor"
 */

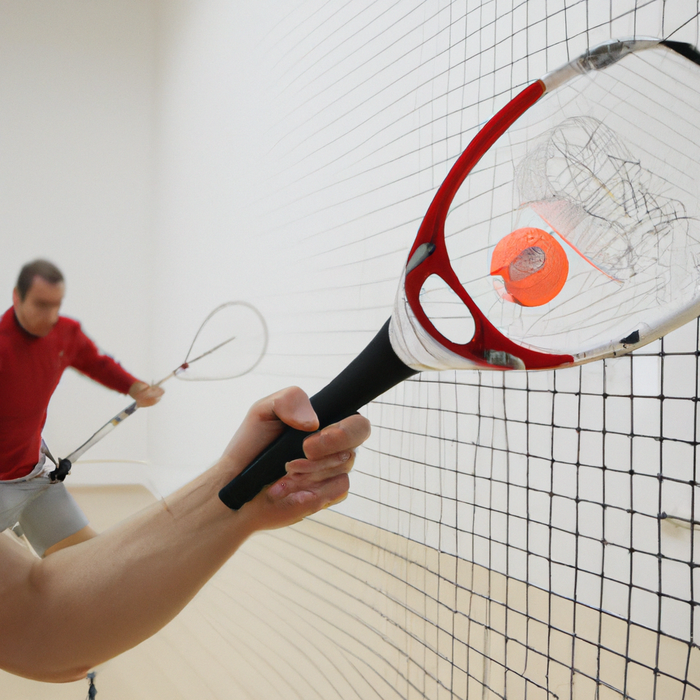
xmin=2 ymin=484 xmax=694 ymax=700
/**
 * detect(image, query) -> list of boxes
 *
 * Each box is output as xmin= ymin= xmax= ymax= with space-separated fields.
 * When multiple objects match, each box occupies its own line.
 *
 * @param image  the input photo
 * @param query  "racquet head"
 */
xmin=390 ymin=38 xmax=700 ymax=371
xmin=177 ymin=301 xmax=268 ymax=381
xmin=219 ymin=38 xmax=700 ymax=511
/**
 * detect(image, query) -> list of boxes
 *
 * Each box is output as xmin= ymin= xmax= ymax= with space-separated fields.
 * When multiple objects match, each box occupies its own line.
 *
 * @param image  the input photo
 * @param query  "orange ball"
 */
xmin=490 ymin=227 xmax=569 ymax=307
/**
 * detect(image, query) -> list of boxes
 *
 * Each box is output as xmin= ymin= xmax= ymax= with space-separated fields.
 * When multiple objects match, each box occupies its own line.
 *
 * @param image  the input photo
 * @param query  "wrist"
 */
xmin=204 ymin=458 xmax=260 ymax=535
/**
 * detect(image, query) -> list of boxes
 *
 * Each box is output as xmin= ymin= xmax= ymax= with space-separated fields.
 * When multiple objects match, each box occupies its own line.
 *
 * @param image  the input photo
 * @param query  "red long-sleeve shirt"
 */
xmin=0 ymin=307 xmax=139 ymax=480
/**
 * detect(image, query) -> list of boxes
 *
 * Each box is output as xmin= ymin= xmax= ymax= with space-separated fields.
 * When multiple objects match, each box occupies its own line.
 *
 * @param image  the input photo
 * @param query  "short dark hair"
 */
xmin=16 ymin=260 xmax=64 ymax=300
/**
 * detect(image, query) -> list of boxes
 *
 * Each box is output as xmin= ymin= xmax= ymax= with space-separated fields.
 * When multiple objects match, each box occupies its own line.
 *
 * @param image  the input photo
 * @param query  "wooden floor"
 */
xmin=1 ymin=485 xmax=695 ymax=700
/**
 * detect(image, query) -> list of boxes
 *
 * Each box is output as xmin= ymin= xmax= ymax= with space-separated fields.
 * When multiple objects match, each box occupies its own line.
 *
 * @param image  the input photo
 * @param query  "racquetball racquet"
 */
xmin=49 ymin=301 xmax=268 ymax=481
xmin=219 ymin=38 xmax=700 ymax=509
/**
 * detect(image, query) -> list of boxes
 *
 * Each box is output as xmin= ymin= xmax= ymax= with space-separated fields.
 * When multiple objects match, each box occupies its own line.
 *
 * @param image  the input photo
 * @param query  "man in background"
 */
xmin=0 ymin=259 xmax=163 ymax=556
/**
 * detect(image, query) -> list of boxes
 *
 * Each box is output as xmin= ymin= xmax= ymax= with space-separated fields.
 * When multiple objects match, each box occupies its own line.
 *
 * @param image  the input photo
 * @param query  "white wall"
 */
xmin=140 ymin=1 xmax=700 ymax=648
xmin=146 ymin=0 xmax=287 ymax=493
xmin=0 ymin=1 xmax=315 ymax=494
xmin=143 ymin=0 xmax=448 ymax=494
xmin=0 ymin=1 xmax=157 ymax=481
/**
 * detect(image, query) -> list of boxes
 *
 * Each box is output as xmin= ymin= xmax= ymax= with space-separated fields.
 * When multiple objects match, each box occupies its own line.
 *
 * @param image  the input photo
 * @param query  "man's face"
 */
xmin=12 ymin=276 xmax=65 ymax=337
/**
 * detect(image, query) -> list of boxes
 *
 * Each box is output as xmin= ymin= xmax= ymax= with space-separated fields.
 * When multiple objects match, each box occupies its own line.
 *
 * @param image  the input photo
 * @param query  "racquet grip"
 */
xmin=218 ymin=319 xmax=418 ymax=510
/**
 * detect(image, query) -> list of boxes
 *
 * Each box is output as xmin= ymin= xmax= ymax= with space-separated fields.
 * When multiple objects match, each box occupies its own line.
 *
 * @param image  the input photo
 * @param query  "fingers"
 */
xmin=265 ymin=413 xmax=371 ymax=508
xmin=222 ymin=387 xmax=320 ymax=463
xmin=269 ymin=473 xmax=351 ymax=512
xmin=221 ymin=391 xmax=372 ymax=530
xmin=285 ymin=448 xmax=354 ymax=477
xmin=272 ymin=447 xmax=355 ymax=493
xmin=255 ymin=386 xmax=319 ymax=432
xmin=266 ymin=461 xmax=352 ymax=507
xmin=301 ymin=414 xmax=371 ymax=462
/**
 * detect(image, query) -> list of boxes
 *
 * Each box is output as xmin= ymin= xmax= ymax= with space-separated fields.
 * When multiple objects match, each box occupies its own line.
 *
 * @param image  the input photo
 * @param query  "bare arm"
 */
xmin=0 ymin=387 xmax=370 ymax=683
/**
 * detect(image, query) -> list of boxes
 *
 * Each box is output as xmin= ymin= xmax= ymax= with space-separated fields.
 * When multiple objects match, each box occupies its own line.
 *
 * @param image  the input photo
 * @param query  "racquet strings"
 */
xmin=61 ymin=301 xmax=267 ymax=467
xmin=148 ymin=4 xmax=700 ymax=700
xmin=413 ymin=43 xmax=700 ymax=362
xmin=177 ymin=301 xmax=268 ymax=381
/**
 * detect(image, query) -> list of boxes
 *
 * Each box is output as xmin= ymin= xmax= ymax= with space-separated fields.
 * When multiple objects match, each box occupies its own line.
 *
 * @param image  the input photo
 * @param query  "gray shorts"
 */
xmin=0 ymin=476 xmax=89 ymax=557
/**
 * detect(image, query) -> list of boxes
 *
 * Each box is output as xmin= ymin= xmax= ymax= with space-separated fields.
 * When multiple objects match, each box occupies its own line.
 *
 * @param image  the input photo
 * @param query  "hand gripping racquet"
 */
xmin=49 ymin=301 xmax=268 ymax=481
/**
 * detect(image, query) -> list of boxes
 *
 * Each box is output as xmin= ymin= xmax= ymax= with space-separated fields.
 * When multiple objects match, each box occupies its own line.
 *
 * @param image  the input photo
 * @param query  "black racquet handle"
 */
xmin=218 ymin=319 xmax=418 ymax=509
xmin=49 ymin=458 xmax=73 ymax=483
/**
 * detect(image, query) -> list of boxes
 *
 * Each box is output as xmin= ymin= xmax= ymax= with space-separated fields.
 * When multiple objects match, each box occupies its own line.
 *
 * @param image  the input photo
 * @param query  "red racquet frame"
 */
xmin=403 ymin=81 xmax=573 ymax=370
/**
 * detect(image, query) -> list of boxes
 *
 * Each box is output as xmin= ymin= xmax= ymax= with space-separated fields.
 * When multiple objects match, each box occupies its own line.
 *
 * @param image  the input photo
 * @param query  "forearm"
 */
xmin=0 ymin=389 xmax=369 ymax=683
xmin=71 ymin=326 xmax=138 ymax=395
xmin=2 ymin=462 xmax=255 ymax=682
